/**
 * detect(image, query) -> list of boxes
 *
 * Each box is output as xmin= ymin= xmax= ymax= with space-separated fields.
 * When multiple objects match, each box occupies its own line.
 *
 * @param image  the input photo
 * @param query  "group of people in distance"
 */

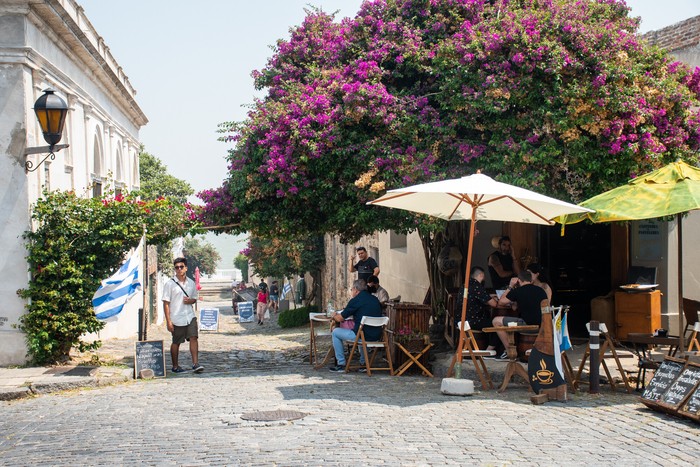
xmin=462 ymin=235 xmax=552 ymax=360
xmin=255 ymin=279 xmax=281 ymax=325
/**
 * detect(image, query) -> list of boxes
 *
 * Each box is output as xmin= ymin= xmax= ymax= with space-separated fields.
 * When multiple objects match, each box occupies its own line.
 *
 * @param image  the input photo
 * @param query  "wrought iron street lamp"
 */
xmin=25 ymin=88 xmax=70 ymax=172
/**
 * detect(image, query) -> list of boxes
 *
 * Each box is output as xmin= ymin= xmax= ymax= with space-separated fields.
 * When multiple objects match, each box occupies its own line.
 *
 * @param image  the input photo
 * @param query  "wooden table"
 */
xmin=483 ymin=325 xmax=539 ymax=392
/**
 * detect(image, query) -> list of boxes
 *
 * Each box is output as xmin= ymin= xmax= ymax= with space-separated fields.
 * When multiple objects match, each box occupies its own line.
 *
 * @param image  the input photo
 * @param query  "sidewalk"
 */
xmin=0 ymin=298 xmax=681 ymax=401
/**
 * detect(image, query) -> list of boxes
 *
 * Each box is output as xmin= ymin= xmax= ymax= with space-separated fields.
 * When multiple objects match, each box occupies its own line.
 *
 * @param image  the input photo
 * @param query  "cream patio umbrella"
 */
xmin=368 ymin=172 xmax=593 ymax=368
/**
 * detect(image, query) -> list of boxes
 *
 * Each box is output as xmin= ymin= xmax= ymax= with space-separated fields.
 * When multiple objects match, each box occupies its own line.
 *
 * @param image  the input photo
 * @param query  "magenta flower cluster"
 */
xmin=199 ymin=0 xmax=700 ymax=230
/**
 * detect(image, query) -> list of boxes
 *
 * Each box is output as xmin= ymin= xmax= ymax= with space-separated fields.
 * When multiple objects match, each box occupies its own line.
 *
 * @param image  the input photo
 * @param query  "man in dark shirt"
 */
xmin=349 ymin=246 xmax=379 ymax=282
xmin=329 ymin=279 xmax=383 ymax=372
xmin=487 ymin=236 xmax=520 ymax=290
xmin=492 ymin=270 xmax=547 ymax=359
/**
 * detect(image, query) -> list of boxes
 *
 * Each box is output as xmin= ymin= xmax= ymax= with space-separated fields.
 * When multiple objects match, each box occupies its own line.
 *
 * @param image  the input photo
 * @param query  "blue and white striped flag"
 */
xmin=282 ymin=281 xmax=292 ymax=298
xmin=92 ymin=238 xmax=143 ymax=320
xmin=556 ymin=309 xmax=572 ymax=352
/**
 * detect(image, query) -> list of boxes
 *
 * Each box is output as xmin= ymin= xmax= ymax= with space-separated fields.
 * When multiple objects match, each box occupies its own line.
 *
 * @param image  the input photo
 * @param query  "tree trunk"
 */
xmin=419 ymin=221 xmax=470 ymax=321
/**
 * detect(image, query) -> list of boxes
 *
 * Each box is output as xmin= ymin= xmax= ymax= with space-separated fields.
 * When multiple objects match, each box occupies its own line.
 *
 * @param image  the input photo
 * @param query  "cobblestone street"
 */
xmin=1 ymin=301 xmax=698 ymax=466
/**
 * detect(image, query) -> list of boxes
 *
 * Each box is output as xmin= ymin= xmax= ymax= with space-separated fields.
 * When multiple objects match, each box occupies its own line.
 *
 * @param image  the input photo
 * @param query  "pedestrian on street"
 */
xmin=257 ymin=284 xmax=269 ymax=325
xmin=163 ymin=257 xmax=204 ymax=374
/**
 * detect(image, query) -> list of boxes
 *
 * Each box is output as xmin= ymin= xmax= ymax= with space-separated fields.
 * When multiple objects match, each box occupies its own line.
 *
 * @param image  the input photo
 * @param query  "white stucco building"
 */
xmin=0 ymin=0 xmax=146 ymax=364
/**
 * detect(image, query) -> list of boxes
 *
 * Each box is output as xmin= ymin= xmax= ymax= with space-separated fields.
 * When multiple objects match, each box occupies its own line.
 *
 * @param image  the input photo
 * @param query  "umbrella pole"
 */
xmin=455 ymin=209 xmax=478 ymax=366
xmin=678 ymin=213 xmax=685 ymax=354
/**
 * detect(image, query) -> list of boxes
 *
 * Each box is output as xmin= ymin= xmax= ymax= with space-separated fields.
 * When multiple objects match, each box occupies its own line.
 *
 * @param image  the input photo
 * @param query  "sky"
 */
xmin=78 ymin=0 xmax=700 ymax=199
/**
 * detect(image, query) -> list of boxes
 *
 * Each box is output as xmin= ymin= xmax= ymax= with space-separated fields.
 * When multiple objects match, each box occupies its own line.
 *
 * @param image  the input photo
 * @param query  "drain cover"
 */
xmin=240 ymin=410 xmax=307 ymax=421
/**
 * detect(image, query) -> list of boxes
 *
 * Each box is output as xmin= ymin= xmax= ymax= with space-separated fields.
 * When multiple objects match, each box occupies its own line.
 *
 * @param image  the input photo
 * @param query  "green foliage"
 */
xmin=234 ymin=254 xmax=249 ymax=282
xmin=243 ymin=235 xmax=325 ymax=280
xmin=277 ymin=305 xmax=317 ymax=328
xmin=18 ymin=190 xmax=198 ymax=365
xmin=136 ymin=149 xmax=194 ymax=204
xmin=183 ymin=236 xmax=221 ymax=278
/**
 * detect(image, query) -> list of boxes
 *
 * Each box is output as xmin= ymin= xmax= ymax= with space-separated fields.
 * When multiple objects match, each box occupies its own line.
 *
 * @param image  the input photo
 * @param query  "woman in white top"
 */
xmin=527 ymin=262 xmax=552 ymax=304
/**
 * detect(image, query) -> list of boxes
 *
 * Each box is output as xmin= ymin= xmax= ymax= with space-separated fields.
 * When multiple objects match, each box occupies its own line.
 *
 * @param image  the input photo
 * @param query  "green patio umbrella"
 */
xmin=556 ymin=160 xmax=700 ymax=351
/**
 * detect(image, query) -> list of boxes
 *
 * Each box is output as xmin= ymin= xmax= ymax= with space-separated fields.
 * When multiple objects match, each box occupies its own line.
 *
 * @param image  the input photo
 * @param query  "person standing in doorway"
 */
xmin=487 ymin=236 xmax=520 ymax=290
xmin=349 ymin=246 xmax=380 ymax=282
xmin=163 ymin=257 xmax=203 ymax=374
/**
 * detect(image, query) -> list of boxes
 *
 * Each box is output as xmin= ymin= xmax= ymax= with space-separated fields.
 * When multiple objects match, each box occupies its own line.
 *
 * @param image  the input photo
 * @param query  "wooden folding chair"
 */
xmin=682 ymin=298 xmax=700 ymax=340
xmin=309 ymin=313 xmax=333 ymax=369
xmin=344 ymin=316 xmax=394 ymax=376
xmin=688 ymin=322 xmax=700 ymax=353
xmin=574 ymin=322 xmax=633 ymax=393
xmin=447 ymin=321 xmax=495 ymax=390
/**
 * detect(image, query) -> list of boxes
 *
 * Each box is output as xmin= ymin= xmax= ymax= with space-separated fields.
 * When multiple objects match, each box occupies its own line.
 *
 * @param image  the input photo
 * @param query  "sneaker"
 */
xmin=192 ymin=363 xmax=204 ymax=374
xmin=171 ymin=366 xmax=186 ymax=373
xmin=329 ymin=365 xmax=345 ymax=373
xmin=495 ymin=351 xmax=509 ymax=361
xmin=358 ymin=367 xmax=367 ymax=373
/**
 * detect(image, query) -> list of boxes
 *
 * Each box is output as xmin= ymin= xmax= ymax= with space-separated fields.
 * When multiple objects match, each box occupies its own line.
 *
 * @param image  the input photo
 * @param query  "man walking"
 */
xmin=163 ymin=257 xmax=204 ymax=374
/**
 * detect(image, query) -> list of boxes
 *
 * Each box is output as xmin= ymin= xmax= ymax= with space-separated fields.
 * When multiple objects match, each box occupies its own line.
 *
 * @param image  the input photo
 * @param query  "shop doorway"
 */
xmin=540 ymin=223 xmax=612 ymax=337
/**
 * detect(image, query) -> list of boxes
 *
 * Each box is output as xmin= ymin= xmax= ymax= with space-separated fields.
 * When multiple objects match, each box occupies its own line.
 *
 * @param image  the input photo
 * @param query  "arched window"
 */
xmin=92 ymin=131 xmax=103 ymax=198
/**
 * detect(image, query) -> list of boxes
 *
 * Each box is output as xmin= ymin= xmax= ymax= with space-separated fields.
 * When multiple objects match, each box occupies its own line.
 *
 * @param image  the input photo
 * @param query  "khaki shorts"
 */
xmin=172 ymin=318 xmax=198 ymax=345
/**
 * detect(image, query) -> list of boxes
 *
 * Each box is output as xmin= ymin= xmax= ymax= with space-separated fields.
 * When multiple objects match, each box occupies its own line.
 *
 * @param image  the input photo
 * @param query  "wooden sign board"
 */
xmin=677 ymin=362 xmax=700 ymax=423
xmin=199 ymin=308 xmax=219 ymax=331
xmin=238 ymin=301 xmax=255 ymax=323
xmin=134 ymin=340 xmax=166 ymax=379
xmin=640 ymin=357 xmax=685 ymax=409
xmin=658 ymin=362 xmax=700 ymax=410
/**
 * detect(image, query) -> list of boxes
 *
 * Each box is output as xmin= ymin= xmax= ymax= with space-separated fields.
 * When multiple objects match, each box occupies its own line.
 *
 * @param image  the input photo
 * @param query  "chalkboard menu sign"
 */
xmin=134 ymin=340 xmax=166 ymax=379
xmin=199 ymin=308 xmax=219 ymax=331
xmin=641 ymin=357 xmax=685 ymax=404
xmin=660 ymin=363 xmax=700 ymax=409
xmin=680 ymin=386 xmax=700 ymax=421
xmin=238 ymin=301 xmax=255 ymax=323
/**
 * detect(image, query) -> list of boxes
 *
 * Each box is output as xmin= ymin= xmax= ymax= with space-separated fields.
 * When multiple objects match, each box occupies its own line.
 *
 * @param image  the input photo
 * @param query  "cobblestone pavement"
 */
xmin=1 ymin=301 xmax=698 ymax=466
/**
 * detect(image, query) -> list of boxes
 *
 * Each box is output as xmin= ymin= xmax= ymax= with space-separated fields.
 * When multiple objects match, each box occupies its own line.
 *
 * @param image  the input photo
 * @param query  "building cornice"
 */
xmin=25 ymin=0 xmax=147 ymax=126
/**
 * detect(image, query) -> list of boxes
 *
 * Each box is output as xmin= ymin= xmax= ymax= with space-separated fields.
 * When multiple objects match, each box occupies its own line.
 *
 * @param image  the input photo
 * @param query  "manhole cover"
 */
xmin=240 ymin=410 xmax=307 ymax=421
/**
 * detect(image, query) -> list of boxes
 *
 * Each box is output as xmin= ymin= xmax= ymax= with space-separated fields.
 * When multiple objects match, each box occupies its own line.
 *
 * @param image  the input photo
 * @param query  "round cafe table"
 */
xmin=482 ymin=325 xmax=539 ymax=393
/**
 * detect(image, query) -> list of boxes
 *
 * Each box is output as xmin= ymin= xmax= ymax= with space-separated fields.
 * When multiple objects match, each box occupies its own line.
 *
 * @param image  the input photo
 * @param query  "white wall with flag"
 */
xmin=83 ymin=240 xmax=144 ymax=342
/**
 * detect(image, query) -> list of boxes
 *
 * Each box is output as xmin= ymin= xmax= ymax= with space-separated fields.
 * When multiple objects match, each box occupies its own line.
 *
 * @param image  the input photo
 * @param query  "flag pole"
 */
xmin=141 ymin=225 xmax=148 ymax=341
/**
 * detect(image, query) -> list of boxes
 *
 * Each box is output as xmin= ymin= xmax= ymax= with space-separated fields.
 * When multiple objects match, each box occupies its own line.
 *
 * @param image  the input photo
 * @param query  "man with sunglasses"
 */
xmin=163 ymin=257 xmax=203 ymax=374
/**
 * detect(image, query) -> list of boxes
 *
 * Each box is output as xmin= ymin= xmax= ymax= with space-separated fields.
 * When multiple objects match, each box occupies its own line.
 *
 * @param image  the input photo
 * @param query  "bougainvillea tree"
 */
xmin=201 ymin=0 xmax=700 ymax=308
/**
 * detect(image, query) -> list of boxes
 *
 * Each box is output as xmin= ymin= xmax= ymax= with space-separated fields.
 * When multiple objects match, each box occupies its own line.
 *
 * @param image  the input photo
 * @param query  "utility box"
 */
xmin=591 ymin=293 xmax=616 ymax=338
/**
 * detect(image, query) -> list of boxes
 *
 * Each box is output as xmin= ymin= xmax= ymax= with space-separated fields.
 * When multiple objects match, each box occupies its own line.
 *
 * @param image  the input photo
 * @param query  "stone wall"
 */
xmin=642 ymin=15 xmax=700 ymax=52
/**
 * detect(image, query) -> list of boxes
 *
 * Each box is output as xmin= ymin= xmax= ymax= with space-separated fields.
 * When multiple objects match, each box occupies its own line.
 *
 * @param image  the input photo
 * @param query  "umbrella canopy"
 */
xmin=369 ymin=172 xmax=593 ymax=368
xmin=557 ymin=161 xmax=700 ymax=225
xmin=369 ymin=173 xmax=592 ymax=225
xmin=556 ymin=160 xmax=700 ymax=352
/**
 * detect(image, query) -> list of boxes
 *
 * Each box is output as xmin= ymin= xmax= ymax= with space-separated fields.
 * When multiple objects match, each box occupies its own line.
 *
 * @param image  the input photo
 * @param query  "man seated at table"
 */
xmin=366 ymin=275 xmax=390 ymax=306
xmin=492 ymin=270 xmax=547 ymax=360
xmin=329 ymin=279 xmax=383 ymax=372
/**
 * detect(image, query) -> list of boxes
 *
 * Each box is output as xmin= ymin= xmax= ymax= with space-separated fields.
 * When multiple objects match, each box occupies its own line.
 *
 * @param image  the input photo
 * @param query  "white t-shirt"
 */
xmin=162 ymin=277 xmax=198 ymax=326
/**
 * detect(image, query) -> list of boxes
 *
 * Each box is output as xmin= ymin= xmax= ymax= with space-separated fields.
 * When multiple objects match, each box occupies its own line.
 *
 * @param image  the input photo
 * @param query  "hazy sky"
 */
xmin=78 ymin=0 xmax=700 ymax=199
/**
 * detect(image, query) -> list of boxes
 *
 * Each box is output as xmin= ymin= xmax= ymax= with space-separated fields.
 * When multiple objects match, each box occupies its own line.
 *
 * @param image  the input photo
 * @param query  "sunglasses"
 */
xmin=175 ymin=265 xmax=186 ymax=270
